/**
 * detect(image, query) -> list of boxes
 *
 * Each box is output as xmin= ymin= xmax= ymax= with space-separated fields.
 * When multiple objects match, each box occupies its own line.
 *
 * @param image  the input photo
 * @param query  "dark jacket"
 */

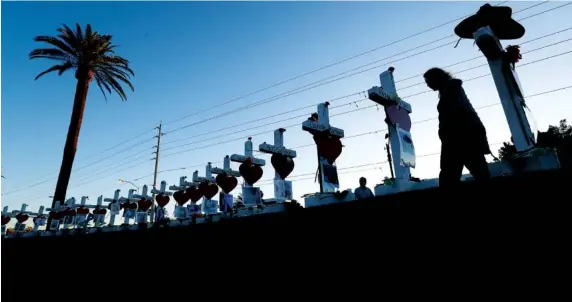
xmin=437 ymin=79 xmax=491 ymax=154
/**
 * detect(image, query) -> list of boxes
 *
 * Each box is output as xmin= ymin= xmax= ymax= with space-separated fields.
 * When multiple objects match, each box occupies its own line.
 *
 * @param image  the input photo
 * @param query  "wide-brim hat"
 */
xmin=455 ymin=3 xmax=525 ymax=40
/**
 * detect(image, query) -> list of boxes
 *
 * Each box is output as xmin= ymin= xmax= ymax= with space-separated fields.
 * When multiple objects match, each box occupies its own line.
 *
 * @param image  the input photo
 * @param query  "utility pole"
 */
xmin=150 ymin=122 xmax=163 ymax=223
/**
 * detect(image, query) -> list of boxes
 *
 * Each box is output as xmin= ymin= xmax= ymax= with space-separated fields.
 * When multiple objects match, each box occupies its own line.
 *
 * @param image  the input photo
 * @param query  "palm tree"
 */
xmin=30 ymin=24 xmax=134 ymax=211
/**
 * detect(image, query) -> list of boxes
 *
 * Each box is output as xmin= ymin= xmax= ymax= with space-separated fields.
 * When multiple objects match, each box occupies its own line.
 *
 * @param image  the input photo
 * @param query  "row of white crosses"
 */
xmin=1 ymin=204 xmax=45 ymax=235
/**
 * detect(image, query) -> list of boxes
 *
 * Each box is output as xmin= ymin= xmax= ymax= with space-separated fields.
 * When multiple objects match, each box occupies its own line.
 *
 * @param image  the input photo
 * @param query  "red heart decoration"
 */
xmin=313 ymin=135 xmax=343 ymax=164
xmin=216 ymin=174 xmax=238 ymax=194
xmin=155 ymin=194 xmax=170 ymax=208
xmin=49 ymin=211 xmax=61 ymax=220
xmin=173 ymin=190 xmax=190 ymax=206
xmin=185 ymin=186 xmax=203 ymax=203
xmin=271 ymin=154 xmax=295 ymax=179
xmin=93 ymin=208 xmax=107 ymax=215
xmin=1 ymin=216 xmax=11 ymax=226
xmin=137 ymin=199 xmax=152 ymax=211
xmin=199 ymin=182 xmax=219 ymax=200
xmin=15 ymin=213 xmax=29 ymax=223
xmin=76 ymin=207 xmax=90 ymax=215
xmin=122 ymin=202 xmax=138 ymax=210
xmin=63 ymin=208 xmax=77 ymax=217
xmin=239 ymin=163 xmax=264 ymax=185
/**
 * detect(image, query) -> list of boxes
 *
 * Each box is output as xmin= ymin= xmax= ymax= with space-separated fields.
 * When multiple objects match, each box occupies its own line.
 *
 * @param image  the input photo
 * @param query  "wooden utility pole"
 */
xmin=150 ymin=122 xmax=163 ymax=223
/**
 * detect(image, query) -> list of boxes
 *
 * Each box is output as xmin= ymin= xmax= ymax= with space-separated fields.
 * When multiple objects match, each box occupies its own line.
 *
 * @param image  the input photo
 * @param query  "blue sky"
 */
xmin=2 ymin=1 xmax=571 ymax=214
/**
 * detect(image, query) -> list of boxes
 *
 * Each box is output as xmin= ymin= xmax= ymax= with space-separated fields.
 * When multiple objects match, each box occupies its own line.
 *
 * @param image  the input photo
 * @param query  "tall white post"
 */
xmin=368 ymin=67 xmax=416 ymax=190
xmin=474 ymin=27 xmax=536 ymax=151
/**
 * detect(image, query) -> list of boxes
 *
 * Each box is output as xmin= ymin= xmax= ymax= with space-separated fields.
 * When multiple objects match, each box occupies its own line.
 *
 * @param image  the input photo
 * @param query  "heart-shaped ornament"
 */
xmin=271 ymin=154 xmax=295 ymax=179
xmin=199 ymin=182 xmax=219 ymax=200
xmin=173 ymin=190 xmax=190 ymax=206
xmin=49 ymin=211 xmax=61 ymax=220
xmin=76 ymin=207 xmax=90 ymax=215
xmin=1 ymin=216 xmax=11 ymax=226
xmin=33 ymin=215 xmax=47 ymax=224
xmin=185 ymin=186 xmax=203 ymax=203
xmin=137 ymin=199 xmax=152 ymax=211
xmin=64 ymin=208 xmax=77 ymax=217
xmin=122 ymin=202 xmax=138 ymax=210
xmin=15 ymin=213 xmax=29 ymax=223
xmin=216 ymin=174 xmax=238 ymax=194
xmin=313 ymin=135 xmax=343 ymax=164
xmin=239 ymin=163 xmax=264 ymax=185
xmin=93 ymin=208 xmax=107 ymax=215
xmin=155 ymin=195 xmax=170 ymax=208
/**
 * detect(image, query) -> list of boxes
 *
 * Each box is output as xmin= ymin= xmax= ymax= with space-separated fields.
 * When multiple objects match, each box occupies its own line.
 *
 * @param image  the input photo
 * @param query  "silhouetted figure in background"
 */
xmin=423 ymin=68 xmax=491 ymax=188
xmin=355 ymin=177 xmax=374 ymax=200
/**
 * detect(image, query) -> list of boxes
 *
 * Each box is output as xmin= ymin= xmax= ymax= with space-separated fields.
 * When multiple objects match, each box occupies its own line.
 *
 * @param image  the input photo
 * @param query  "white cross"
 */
xmin=169 ymin=176 xmax=191 ymax=191
xmin=230 ymin=137 xmax=266 ymax=167
xmin=45 ymin=201 xmax=63 ymax=231
xmin=259 ymin=128 xmax=297 ymax=179
xmin=31 ymin=206 xmax=46 ymax=232
xmin=134 ymin=185 xmax=155 ymax=200
xmin=192 ymin=163 xmax=216 ymax=183
xmin=211 ymin=155 xmax=241 ymax=177
xmin=151 ymin=181 xmax=173 ymax=196
xmin=82 ymin=196 xmax=106 ymax=227
xmin=7 ymin=204 xmax=43 ymax=233
xmin=118 ymin=189 xmax=137 ymax=225
xmin=473 ymin=26 xmax=535 ymax=151
xmin=302 ymin=102 xmax=345 ymax=138
xmin=74 ymin=196 xmax=92 ymax=228
xmin=103 ymin=189 xmax=121 ymax=226
xmin=368 ymin=67 xmax=414 ymax=184
xmin=302 ymin=102 xmax=345 ymax=194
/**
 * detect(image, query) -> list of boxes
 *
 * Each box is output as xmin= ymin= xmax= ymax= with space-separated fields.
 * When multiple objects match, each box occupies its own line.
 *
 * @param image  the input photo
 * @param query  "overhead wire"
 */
xmin=154 ymin=46 xmax=572 ymax=159
xmin=162 ymin=1 xmax=510 ymax=126
xmin=162 ymin=1 xmax=554 ymax=135
xmin=9 ymin=39 xmax=570 ymax=201
xmin=134 ymin=83 xmax=572 ymax=188
xmin=8 ymin=2 xmax=569 ymax=200
xmin=161 ymin=29 xmax=572 ymax=149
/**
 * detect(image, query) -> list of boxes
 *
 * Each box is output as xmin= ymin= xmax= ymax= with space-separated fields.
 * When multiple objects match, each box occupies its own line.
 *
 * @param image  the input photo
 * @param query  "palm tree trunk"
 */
xmin=47 ymin=72 xmax=90 ymax=226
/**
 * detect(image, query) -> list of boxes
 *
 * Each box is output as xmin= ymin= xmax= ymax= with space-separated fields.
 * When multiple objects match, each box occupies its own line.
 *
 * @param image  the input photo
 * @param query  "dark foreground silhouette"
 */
xmin=3 ymin=169 xmax=569 ymax=297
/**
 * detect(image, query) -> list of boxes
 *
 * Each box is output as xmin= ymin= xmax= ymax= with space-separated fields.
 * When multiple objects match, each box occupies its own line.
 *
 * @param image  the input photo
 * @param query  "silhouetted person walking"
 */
xmin=355 ymin=177 xmax=375 ymax=200
xmin=423 ymin=68 xmax=491 ymax=188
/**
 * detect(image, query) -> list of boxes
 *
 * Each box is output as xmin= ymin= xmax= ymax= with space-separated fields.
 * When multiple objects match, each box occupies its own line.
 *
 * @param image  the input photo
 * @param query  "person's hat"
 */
xmin=454 ymin=3 xmax=525 ymax=40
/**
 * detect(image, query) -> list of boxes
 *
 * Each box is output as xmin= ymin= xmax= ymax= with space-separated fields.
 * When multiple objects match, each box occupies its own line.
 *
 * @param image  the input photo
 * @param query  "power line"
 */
xmin=161 ymin=2 xmax=563 ymax=136
xmin=161 ymin=30 xmax=571 ymax=149
xmin=1 ymin=137 xmax=154 ymax=196
xmin=8 ymin=7 xmax=569 ymax=200
xmin=153 ymin=48 xmax=572 ymax=159
xmin=132 ymin=82 xmax=572 ymax=187
xmin=8 ymin=46 xmax=570 ymax=201
xmin=162 ymin=1 xmax=510 ymax=127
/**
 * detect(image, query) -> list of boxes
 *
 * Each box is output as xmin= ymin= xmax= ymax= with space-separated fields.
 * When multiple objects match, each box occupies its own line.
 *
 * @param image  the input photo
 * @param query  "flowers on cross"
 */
xmin=505 ymin=45 xmax=522 ymax=68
